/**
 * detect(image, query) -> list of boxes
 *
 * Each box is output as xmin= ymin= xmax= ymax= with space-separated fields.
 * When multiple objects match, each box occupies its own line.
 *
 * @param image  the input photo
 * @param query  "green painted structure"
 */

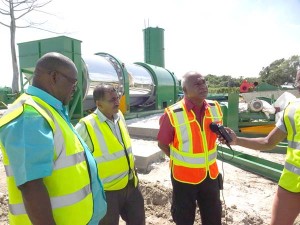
xmin=143 ymin=27 xmax=165 ymax=68
xmin=12 ymin=32 xmax=286 ymax=183
xmin=17 ymin=34 xmax=179 ymax=120
xmin=18 ymin=36 xmax=84 ymax=120
xmin=217 ymin=146 xmax=283 ymax=182
xmin=0 ymin=87 xmax=16 ymax=109
xmin=134 ymin=62 xmax=178 ymax=111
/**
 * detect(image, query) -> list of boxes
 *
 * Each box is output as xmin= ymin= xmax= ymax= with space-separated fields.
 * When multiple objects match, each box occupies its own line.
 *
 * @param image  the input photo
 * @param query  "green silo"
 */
xmin=143 ymin=27 xmax=165 ymax=68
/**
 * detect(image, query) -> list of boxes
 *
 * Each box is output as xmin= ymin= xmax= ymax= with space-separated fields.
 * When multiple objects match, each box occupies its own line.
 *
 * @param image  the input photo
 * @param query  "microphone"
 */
xmin=210 ymin=122 xmax=232 ymax=148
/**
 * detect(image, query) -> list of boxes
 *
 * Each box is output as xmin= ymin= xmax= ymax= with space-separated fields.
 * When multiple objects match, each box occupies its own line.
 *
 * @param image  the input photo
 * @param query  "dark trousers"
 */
xmin=171 ymin=174 xmax=222 ymax=225
xmin=99 ymin=180 xmax=145 ymax=225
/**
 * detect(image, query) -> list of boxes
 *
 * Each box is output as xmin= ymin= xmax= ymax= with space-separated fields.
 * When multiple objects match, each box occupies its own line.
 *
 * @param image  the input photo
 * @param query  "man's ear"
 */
xmin=49 ymin=70 xmax=58 ymax=85
xmin=95 ymin=100 xmax=102 ymax=109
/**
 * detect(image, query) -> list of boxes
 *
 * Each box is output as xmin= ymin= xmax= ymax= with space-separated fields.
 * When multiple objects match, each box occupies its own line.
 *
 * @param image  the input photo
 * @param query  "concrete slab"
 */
xmin=127 ymin=126 xmax=158 ymax=139
xmin=132 ymin=140 xmax=165 ymax=173
xmin=126 ymin=113 xmax=161 ymax=139
xmin=127 ymin=114 xmax=164 ymax=173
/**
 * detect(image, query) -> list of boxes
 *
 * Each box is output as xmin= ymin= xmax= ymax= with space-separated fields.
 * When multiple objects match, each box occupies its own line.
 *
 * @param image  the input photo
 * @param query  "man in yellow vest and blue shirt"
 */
xmin=75 ymin=84 xmax=145 ymax=225
xmin=0 ymin=52 xmax=107 ymax=225
xmin=219 ymin=70 xmax=300 ymax=225
xmin=157 ymin=71 xmax=224 ymax=225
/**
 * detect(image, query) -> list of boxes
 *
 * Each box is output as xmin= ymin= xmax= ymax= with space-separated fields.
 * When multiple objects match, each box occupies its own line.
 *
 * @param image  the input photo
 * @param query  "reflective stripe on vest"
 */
xmin=0 ymin=94 xmax=93 ymax=224
xmin=285 ymin=161 xmax=300 ymax=175
xmin=81 ymin=111 xmax=137 ymax=190
xmin=10 ymin=184 xmax=90 ymax=215
xmin=170 ymin=149 xmax=217 ymax=168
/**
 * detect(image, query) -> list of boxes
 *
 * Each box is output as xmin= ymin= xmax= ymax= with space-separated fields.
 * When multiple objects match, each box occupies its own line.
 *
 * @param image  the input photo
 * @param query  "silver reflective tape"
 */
xmin=170 ymin=150 xmax=205 ymax=165
xmin=285 ymin=161 xmax=300 ymax=175
xmin=95 ymin=150 xmax=126 ymax=163
xmin=102 ymin=171 xmax=128 ymax=184
xmin=10 ymin=184 xmax=91 ymax=215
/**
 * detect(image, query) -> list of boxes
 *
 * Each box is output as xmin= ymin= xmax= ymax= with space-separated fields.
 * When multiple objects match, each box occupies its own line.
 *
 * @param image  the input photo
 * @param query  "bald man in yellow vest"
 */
xmin=0 ymin=52 xmax=106 ymax=225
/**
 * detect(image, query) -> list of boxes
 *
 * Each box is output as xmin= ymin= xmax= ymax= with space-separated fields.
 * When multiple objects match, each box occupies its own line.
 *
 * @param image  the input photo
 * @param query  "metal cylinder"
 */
xmin=82 ymin=54 xmax=155 ymax=110
xmin=126 ymin=63 xmax=155 ymax=107
xmin=143 ymin=27 xmax=165 ymax=68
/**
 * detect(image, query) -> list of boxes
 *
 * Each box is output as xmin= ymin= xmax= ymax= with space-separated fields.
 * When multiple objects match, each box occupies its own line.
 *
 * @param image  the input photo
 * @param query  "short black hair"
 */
xmin=93 ymin=84 xmax=117 ymax=102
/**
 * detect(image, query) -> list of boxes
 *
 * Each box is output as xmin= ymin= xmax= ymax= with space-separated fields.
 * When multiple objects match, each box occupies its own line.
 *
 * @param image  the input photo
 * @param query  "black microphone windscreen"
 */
xmin=209 ymin=122 xmax=219 ymax=133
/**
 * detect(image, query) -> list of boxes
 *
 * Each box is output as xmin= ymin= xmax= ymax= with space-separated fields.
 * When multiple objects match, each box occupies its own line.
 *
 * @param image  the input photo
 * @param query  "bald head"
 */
xmin=181 ymin=71 xmax=208 ymax=105
xmin=32 ymin=52 xmax=78 ymax=105
xmin=181 ymin=71 xmax=204 ymax=90
xmin=33 ymin=52 xmax=77 ymax=80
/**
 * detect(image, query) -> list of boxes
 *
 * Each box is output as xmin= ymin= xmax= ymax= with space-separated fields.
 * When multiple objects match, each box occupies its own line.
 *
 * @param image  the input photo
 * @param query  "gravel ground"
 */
xmin=1 ymin=141 xmax=300 ymax=225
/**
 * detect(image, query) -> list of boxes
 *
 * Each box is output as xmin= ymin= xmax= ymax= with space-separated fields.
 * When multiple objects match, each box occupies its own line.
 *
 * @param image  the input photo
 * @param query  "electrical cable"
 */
xmin=217 ymin=142 xmax=236 ymax=225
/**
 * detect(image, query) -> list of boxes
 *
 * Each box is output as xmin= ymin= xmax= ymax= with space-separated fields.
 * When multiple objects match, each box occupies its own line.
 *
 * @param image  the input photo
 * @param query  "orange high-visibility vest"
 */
xmin=166 ymin=98 xmax=223 ymax=184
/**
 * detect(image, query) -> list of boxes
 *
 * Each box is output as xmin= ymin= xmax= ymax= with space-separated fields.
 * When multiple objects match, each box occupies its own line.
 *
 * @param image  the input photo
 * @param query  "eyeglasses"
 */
xmin=56 ymin=71 xmax=78 ymax=86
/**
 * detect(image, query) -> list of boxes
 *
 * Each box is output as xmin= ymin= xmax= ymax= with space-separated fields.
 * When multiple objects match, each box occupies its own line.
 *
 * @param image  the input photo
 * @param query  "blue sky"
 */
xmin=1 ymin=0 xmax=300 ymax=87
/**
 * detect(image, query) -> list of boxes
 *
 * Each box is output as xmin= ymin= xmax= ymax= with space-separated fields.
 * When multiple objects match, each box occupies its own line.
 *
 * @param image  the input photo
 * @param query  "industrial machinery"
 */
xmin=17 ymin=27 xmax=179 ymax=121
xmin=2 ymin=27 xmax=289 ymax=182
xmin=216 ymin=93 xmax=277 ymax=135
xmin=0 ymin=87 xmax=16 ymax=109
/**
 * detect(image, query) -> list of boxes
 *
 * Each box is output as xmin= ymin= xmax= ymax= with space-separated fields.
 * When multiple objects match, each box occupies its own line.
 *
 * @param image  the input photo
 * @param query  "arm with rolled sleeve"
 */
xmin=0 ymin=107 xmax=56 ymax=225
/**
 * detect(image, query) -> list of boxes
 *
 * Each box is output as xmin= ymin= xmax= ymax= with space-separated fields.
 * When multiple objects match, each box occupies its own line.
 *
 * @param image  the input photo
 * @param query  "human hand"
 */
xmin=217 ymin=127 xmax=237 ymax=145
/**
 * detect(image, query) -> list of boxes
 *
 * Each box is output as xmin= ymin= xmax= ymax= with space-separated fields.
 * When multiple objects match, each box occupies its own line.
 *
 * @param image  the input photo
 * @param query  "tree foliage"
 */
xmin=0 ymin=0 xmax=52 ymax=93
xmin=203 ymin=55 xmax=299 ymax=93
xmin=205 ymin=74 xmax=259 ymax=89
xmin=259 ymin=55 xmax=300 ymax=87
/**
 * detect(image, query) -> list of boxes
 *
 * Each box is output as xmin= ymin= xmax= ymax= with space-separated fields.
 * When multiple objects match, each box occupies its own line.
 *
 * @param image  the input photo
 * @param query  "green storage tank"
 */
xmin=143 ymin=27 xmax=165 ymax=68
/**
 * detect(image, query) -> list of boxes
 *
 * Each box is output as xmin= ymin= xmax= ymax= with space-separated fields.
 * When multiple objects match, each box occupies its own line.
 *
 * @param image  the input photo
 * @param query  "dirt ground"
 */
xmin=1 ymin=140 xmax=300 ymax=225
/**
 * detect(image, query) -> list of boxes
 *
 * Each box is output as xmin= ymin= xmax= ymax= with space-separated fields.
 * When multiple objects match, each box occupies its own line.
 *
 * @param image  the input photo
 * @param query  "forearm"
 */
xmin=158 ymin=142 xmax=170 ymax=157
xmin=19 ymin=179 xmax=56 ymax=225
xmin=226 ymin=127 xmax=286 ymax=152
xmin=235 ymin=136 xmax=276 ymax=151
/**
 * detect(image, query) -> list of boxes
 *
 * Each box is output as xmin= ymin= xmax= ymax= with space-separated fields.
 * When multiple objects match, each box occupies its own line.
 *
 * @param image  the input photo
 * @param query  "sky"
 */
xmin=1 ymin=0 xmax=300 ymax=87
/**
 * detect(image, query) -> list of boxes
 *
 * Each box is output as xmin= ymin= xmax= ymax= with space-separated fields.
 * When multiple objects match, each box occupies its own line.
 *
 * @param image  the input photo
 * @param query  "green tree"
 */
xmin=259 ymin=55 xmax=300 ymax=86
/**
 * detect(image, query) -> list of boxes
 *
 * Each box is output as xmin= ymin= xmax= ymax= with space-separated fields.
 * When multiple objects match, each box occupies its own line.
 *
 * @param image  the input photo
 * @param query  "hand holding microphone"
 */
xmin=209 ymin=122 xmax=236 ymax=148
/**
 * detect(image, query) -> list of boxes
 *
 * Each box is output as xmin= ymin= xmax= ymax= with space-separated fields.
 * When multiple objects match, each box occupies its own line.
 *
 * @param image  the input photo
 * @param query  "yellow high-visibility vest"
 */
xmin=80 ymin=111 xmax=137 ymax=190
xmin=279 ymin=100 xmax=300 ymax=192
xmin=0 ymin=94 xmax=93 ymax=225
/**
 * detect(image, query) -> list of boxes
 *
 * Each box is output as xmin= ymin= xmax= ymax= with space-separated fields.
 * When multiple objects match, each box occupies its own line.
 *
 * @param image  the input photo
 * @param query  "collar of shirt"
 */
xmin=26 ymin=85 xmax=69 ymax=120
xmin=183 ymin=97 xmax=209 ymax=112
xmin=95 ymin=108 xmax=120 ymax=124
